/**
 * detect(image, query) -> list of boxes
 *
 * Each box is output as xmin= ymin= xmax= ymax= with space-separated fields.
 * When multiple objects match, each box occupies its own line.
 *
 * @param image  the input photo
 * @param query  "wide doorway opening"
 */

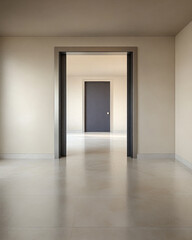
xmin=66 ymin=53 xmax=127 ymax=157
xmin=54 ymin=47 xmax=137 ymax=158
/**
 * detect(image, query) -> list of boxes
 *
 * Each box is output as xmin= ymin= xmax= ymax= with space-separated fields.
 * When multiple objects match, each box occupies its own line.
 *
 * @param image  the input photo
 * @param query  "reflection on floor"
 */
xmin=1 ymin=133 xmax=192 ymax=239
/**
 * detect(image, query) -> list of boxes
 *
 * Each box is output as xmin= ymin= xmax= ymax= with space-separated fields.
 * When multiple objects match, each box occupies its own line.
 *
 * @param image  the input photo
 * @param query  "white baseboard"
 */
xmin=112 ymin=131 xmax=127 ymax=134
xmin=0 ymin=154 xmax=54 ymax=160
xmin=175 ymin=154 xmax=192 ymax=170
xmin=137 ymin=153 xmax=175 ymax=160
xmin=67 ymin=131 xmax=82 ymax=133
xmin=67 ymin=131 xmax=127 ymax=134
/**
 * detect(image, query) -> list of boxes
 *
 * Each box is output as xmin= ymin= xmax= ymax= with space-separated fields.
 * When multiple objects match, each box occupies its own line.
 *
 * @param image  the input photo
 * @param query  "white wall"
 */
xmin=0 ymin=37 xmax=175 ymax=155
xmin=175 ymin=21 xmax=192 ymax=163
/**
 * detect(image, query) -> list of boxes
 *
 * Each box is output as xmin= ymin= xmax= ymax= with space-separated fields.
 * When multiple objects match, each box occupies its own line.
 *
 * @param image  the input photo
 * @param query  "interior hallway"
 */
xmin=1 ymin=134 xmax=192 ymax=239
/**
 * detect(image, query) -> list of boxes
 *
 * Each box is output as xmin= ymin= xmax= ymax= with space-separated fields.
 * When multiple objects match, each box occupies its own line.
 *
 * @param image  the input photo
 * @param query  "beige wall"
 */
xmin=175 ymin=21 xmax=192 ymax=163
xmin=0 ymin=37 xmax=175 ymax=155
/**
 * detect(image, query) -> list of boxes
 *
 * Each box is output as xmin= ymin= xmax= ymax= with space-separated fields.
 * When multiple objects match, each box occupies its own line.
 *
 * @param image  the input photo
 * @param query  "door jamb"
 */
xmin=54 ymin=47 xmax=138 ymax=158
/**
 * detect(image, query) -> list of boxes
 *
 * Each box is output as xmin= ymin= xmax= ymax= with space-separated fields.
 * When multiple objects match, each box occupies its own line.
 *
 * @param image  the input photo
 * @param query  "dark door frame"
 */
xmin=54 ymin=47 xmax=138 ymax=158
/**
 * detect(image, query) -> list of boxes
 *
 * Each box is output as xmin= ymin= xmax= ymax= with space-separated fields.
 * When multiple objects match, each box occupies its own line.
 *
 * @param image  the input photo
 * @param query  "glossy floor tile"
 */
xmin=1 ymin=133 xmax=192 ymax=239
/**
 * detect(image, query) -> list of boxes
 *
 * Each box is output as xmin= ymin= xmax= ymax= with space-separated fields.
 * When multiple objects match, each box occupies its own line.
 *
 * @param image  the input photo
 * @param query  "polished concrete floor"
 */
xmin=1 ymin=133 xmax=192 ymax=239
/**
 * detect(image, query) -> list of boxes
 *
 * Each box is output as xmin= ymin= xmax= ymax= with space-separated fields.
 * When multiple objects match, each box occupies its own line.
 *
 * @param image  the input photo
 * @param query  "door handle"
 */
xmin=107 ymin=112 xmax=110 ymax=115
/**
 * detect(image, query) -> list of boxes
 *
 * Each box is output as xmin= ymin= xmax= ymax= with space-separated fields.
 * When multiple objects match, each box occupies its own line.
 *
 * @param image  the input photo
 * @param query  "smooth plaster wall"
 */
xmin=67 ymin=76 xmax=127 ymax=133
xmin=0 ymin=37 xmax=175 ymax=154
xmin=175 ymin=21 xmax=192 ymax=163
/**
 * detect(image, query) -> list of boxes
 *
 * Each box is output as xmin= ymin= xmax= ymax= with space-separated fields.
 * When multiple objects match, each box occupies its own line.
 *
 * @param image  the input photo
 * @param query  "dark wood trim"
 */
xmin=84 ymin=81 xmax=87 ymax=132
xmin=127 ymin=52 xmax=133 ymax=157
xmin=59 ymin=53 xmax=67 ymax=157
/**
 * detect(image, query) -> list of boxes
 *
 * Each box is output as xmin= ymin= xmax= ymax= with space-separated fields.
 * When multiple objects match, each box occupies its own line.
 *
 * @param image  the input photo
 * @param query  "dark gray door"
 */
xmin=85 ymin=82 xmax=110 ymax=132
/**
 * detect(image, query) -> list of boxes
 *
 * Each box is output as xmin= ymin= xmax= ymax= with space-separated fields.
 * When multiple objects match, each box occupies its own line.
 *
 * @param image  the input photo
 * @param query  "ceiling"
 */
xmin=0 ymin=0 xmax=192 ymax=37
xmin=67 ymin=55 xmax=127 ymax=77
